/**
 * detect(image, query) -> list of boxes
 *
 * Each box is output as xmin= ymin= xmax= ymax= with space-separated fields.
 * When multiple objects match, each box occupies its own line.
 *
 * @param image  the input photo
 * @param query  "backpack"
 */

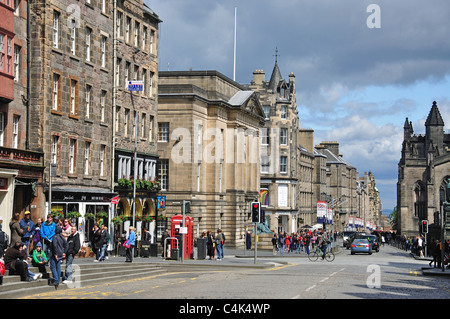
xmin=0 ymin=260 xmax=5 ymax=276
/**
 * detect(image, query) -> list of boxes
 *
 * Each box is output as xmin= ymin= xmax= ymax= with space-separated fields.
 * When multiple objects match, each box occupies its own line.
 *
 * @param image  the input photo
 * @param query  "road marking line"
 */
xmin=305 ymin=284 xmax=316 ymax=292
xmin=320 ymin=277 xmax=329 ymax=282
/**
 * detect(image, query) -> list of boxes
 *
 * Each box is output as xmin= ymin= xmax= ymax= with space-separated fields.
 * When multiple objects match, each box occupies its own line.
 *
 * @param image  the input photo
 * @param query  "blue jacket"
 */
xmin=41 ymin=221 xmax=56 ymax=242
xmin=127 ymin=231 xmax=136 ymax=246
xmin=19 ymin=218 xmax=35 ymax=239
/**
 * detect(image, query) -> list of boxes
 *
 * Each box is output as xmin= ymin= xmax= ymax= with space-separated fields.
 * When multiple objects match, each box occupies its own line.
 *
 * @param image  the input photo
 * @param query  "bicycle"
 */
xmin=308 ymin=246 xmax=335 ymax=262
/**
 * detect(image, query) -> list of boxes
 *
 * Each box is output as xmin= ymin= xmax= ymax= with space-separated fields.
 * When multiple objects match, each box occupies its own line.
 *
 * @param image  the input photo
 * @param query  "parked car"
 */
xmin=343 ymin=231 xmax=355 ymax=248
xmin=351 ymin=239 xmax=372 ymax=255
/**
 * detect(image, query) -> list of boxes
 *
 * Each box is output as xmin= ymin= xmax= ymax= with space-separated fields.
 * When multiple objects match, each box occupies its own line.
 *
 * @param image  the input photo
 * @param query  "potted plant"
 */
xmin=67 ymin=211 xmax=81 ymax=219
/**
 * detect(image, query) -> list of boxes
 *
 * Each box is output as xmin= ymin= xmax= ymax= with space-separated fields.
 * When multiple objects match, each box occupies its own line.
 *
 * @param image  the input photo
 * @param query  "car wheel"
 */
xmin=351 ymin=252 xmax=355 ymax=255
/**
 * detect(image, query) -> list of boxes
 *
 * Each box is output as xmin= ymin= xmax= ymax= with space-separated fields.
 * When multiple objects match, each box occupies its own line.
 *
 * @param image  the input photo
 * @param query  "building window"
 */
xmin=280 ymin=128 xmax=288 ymax=145
xmin=134 ymin=21 xmax=140 ymax=47
xmin=69 ymin=138 xmax=77 ymax=174
xmin=149 ymin=115 xmax=154 ymax=142
xmin=124 ymin=108 xmax=129 ymax=136
xmin=85 ymin=84 xmax=91 ymax=119
xmin=14 ymin=45 xmax=20 ymax=82
xmin=159 ymin=159 xmax=169 ymax=191
xmin=101 ymin=0 xmax=106 ymax=13
xmin=281 ymin=105 xmax=287 ymax=119
xmin=101 ymin=36 xmax=106 ymax=67
xmin=116 ymin=11 xmax=123 ymax=38
xmin=142 ymin=25 xmax=147 ymax=51
xmin=280 ymin=156 xmax=287 ymax=174
xmin=52 ymin=73 xmax=61 ymax=111
xmin=263 ymin=105 xmax=270 ymax=119
xmin=0 ymin=113 xmax=4 ymax=146
xmin=12 ymin=115 xmax=19 ymax=148
xmin=261 ymin=156 xmax=269 ymax=174
xmin=84 ymin=141 xmax=90 ymax=175
xmin=117 ymin=155 xmax=131 ymax=179
xmin=70 ymin=19 xmax=76 ymax=55
xmin=124 ymin=61 xmax=130 ymax=88
xmin=142 ymin=68 xmax=147 ymax=96
xmin=70 ymin=79 xmax=78 ymax=116
xmin=141 ymin=113 xmax=146 ymax=138
xmin=260 ymin=128 xmax=269 ymax=145
xmin=150 ymin=71 xmax=154 ymax=97
xmin=100 ymin=90 xmax=106 ymax=123
xmin=158 ymin=122 xmax=169 ymax=142
xmin=51 ymin=135 xmax=59 ymax=164
xmin=0 ymin=35 xmax=4 ymax=72
xmin=115 ymin=106 xmax=120 ymax=132
xmin=85 ymin=27 xmax=91 ymax=61
xmin=150 ymin=30 xmax=155 ymax=55
xmin=53 ymin=11 xmax=60 ymax=48
xmin=115 ymin=57 xmax=121 ymax=87
xmin=100 ymin=145 xmax=106 ymax=177
xmin=125 ymin=16 xmax=131 ymax=43
xmin=14 ymin=0 xmax=20 ymax=15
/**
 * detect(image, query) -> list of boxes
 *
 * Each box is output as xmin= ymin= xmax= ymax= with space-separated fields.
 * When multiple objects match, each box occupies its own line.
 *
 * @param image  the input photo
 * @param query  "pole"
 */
xmin=181 ymin=201 xmax=185 ymax=263
xmin=441 ymin=205 xmax=445 ymax=272
xmin=254 ymin=222 xmax=257 ymax=264
xmin=233 ymin=7 xmax=237 ymax=81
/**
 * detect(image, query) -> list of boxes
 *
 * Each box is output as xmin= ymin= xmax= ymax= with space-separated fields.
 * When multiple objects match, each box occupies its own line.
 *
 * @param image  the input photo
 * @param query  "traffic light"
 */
xmin=182 ymin=200 xmax=191 ymax=214
xmin=421 ymin=220 xmax=428 ymax=234
xmin=251 ymin=202 xmax=260 ymax=223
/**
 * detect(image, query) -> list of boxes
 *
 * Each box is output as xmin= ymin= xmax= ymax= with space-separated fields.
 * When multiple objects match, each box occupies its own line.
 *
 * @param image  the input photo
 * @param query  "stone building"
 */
xmin=28 ymin=0 xmax=116 ymax=243
xmin=0 ymin=0 xmax=44 ymax=237
xmin=157 ymin=70 xmax=265 ymax=247
xmin=397 ymin=101 xmax=450 ymax=237
xmin=112 ymin=1 xmax=161 ymax=239
xmin=246 ymin=62 xmax=299 ymax=234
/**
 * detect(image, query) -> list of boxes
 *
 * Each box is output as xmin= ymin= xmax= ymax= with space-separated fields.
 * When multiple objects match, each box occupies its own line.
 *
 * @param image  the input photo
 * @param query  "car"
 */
xmin=343 ymin=231 xmax=355 ymax=248
xmin=350 ymin=239 xmax=372 ymax=255
xmin=346 ymin=232 xmax=368 ymax=249
xmin=366 ymin=234 xmax=380 ymax=252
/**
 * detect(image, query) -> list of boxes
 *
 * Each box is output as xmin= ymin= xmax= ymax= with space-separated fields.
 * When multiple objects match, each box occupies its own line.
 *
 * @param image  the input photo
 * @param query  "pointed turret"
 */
xmin=425 ymin=101 xmax=445 ymax=155
xmin=268 ymin=61 xmax=283 ymax=92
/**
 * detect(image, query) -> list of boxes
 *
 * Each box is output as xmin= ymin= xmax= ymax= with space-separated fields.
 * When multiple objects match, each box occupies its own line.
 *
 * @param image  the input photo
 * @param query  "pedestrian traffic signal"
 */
xmin=251 ymin=202 xmax=260 ymax=223
xmin=421 ymin=220 xmax=428 ymax=234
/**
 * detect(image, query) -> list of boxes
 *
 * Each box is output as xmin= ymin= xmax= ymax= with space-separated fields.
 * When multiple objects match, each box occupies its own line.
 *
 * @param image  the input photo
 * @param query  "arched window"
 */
xmin=413 ymin=181 xmax=427 ymax=220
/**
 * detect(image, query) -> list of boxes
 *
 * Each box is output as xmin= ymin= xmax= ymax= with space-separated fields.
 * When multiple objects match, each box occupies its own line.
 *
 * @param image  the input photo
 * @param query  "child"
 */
xmin=32 ymin=242 xmax=47 ymax=279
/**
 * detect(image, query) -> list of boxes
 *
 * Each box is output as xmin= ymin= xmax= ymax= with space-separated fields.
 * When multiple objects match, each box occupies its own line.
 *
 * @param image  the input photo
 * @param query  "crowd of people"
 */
xmin=270 ymin=229 xmax=334 ymax=259
xmin=0 ymin=212 xmax=139 ymax=289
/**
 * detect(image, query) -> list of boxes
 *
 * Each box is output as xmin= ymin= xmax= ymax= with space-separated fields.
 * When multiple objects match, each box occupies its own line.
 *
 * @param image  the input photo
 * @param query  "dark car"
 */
xmin=343 ymin=231 xmax=355 ymax=248
xmin=366 ymin=235 xmax=380 ymax=252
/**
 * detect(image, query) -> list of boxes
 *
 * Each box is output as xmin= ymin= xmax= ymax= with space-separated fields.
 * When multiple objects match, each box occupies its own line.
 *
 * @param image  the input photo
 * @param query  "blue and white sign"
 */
xmin=127 ymin=80 xmax=144 ymax=91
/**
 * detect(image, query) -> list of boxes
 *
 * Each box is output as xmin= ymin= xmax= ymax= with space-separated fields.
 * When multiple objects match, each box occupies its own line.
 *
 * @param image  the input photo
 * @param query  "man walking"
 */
xmin=63 ymin=226 xmax=80 ymax=284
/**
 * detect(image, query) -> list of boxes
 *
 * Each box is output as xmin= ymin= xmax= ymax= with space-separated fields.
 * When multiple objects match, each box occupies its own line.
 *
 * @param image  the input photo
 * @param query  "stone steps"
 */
xmin=0 ymin=261 xmax=167 ymax=299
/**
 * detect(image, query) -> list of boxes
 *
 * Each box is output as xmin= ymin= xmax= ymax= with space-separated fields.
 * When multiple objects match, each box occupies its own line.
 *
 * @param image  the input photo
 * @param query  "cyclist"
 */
xmin=317 ymin=235 xmax=329 ymax=260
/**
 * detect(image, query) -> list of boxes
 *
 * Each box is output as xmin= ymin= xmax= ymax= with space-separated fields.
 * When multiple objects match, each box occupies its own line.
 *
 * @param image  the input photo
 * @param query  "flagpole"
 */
xmin=233 ymin=6 xmax=237 ymax=81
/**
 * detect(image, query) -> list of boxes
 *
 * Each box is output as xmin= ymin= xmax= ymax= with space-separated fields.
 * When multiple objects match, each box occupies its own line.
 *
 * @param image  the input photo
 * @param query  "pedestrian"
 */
xmin=31 ymin=242 xmax=48 ymax=279
xmin=206 ymin=231 xmax=215 ymax=260
xmin=91 ymin=223 xmax=103 ymax=262
xmin=62 ymin=219 xmax=72 ymax=240
xmin=50 ymin=225 xmax=67 ymax=288
xmin=161 ymin=228 xmax=170 ymax=258
xmin=9 ymin=212 xmax=23 ymax=248
xmin=417 ymin=235 xmax=424 ymax=258
xmin=271 ymin=233 xmax=278 ymax=255
xmin=125 ymin=226 xmax=136 ymax=262
xmin=246 ymin=231 xmax=252 ymax=250
xmin=278 ymin=232 xmax=285 ymax=256
xmin=4 ymin=242 xmax=37 ymax=282
xmin=0 ymin=224 xmax=7 ymax=258
xmin=98 ymin=225 xmax=108 ymax=261
xmin=215 ymin=229 xmax=223 ymax=260
xmin=32 ymin=218 xmax=43 ymax=252
xmin=64 ymin=225 xmax=81 ymax=284
xmin=19 ymin=211 xmax=35 ymax=253
xmin=41 ymin=214 xmax=56 ymax=261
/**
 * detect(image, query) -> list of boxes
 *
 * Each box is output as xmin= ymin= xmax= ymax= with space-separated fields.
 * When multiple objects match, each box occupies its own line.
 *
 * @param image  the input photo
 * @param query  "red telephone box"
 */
xmin=170 ymin=215 xmax=194 ymax=259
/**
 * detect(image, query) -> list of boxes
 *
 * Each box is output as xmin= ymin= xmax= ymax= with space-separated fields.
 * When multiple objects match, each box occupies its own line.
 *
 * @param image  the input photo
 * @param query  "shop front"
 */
xmin=47 ymin=187 xmax=117 ymax=246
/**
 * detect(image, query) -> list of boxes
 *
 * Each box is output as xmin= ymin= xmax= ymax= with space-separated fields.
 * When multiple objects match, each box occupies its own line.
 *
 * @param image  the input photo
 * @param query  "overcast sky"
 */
xmin=146 ymin=0 xmax=450 ymax=212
